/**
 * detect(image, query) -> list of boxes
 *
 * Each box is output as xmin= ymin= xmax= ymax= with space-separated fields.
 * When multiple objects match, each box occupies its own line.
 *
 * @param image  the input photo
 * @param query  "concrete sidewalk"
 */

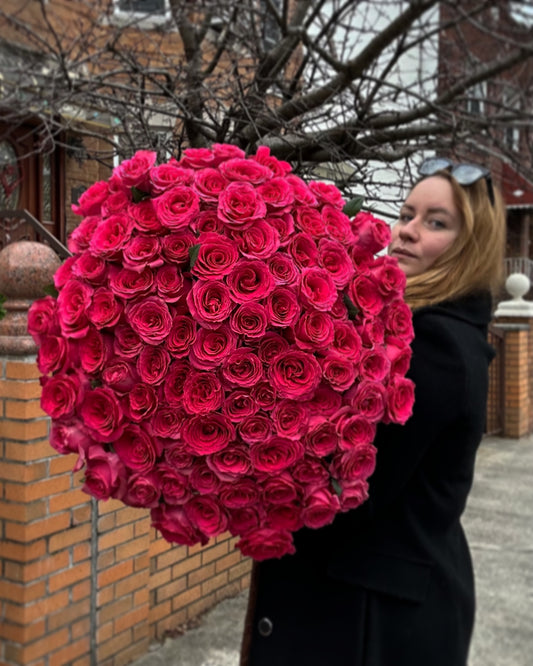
xmin=131 ymin=434 xmax=533 ymax=666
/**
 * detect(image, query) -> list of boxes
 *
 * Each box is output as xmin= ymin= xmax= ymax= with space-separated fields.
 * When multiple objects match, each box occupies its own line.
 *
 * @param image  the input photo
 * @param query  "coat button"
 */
xmin=258 ymin=617 xmax=273 ymax=637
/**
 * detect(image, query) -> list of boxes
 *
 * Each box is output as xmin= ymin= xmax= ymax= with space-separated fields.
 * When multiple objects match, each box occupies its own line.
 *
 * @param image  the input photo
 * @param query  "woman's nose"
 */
xmin=398 ymin=218 xmax=420 ymax=241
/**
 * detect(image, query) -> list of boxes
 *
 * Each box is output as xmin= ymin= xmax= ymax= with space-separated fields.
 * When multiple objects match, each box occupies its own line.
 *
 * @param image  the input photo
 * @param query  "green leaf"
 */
xmin=343 ymin=195 xmax=364 ymax=217
xmin=331 ymin=478 xmax=343 ymax=497
xmin=188 ymin=244 xmax=201 ymax=269
xmin=131 ymin=186 xmax=150 ymax=203
xmin=343 ymin=293 xmax=359 ymax=320
xmin=43 ymin=284 xmax=59 ymax=298
xmin=0 ymin=293 xmax=6 ymax=321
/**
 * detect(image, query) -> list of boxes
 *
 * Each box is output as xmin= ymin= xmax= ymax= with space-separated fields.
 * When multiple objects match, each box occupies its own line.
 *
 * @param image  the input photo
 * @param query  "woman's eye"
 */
xmin=428 ymin=219 xmax=446 ymax=230
xmin=399 ymin=213 xmax=412 ymax=223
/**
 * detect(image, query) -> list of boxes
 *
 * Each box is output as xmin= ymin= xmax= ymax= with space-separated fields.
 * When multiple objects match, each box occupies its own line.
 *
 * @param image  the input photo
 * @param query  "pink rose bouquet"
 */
xmin=28 ymin=144 xmax=414 ymax=561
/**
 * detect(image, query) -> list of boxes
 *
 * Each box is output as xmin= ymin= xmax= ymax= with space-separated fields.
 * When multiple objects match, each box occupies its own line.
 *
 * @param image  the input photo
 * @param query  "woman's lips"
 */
xmin=391 ymin=247 xmax=417 ymax=259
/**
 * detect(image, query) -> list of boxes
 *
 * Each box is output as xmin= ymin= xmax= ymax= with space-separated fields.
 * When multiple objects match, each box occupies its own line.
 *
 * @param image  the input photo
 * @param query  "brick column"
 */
xmin=494 ymin=273 xmax=533 ymax=438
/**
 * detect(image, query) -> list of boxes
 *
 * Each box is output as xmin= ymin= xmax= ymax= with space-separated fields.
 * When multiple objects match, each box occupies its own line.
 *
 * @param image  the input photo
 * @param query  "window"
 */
xmin=466 ymin=82 xmax=486 ymax=116
xmin=112 ymin=0 xmax=171 ymax=28
xmin=261 ymin=0 xmax=282 ymax=49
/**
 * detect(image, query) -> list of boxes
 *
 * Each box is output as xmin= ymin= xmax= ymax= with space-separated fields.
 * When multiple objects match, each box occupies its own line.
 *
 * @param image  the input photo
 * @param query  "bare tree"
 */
xmin=1 ymin=0 xmax=533 ymax=208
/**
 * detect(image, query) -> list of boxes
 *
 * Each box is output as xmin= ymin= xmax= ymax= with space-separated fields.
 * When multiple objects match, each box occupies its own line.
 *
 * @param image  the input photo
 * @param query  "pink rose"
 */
xmin=164 ymin=442 xmax=194 ymax=472
xmin=123 ymin=472 xmax=161 ymax=508
xmin=192 ymin=167 xmax=229 ymax=202
xmin=338 ymin=479 xmax=369 ymax=511
xmin=160 ymin=230 xmax=197 ymax=264
xmin=230 ymin=302 xmax=268 ymax=340
xmin=102 ymin=357 xmax=138 ymax=393
xmin=212 ymin=143 xmax=247 ymax=164
xmin=156 ymin=265 xmax=188 ymax=303
xmin=232 ymin=220 xmax=280 ymax=260
xmin=322 ymin=206 xmax=355 ymax=245
xmin=182 ymin=370 xmax=223 ymax=414
xmin=305 ymin=421 xmax=338 ymax=457
xmin=182 ymin=413 xmax=235 ymax=455
xmin=81 ymin=387 xmax=124 ymax=442
xmin=384 ymin=298 xmax=414 ymax=340
xmin=166 ymin=315 xmax=197 ymax=358
xmin=385 ymin=375 xmax=415 ymax=424
xmin=28 ymin=296 xmax=59 ymax=344
xmin=237 ymin=528 xmax=295 ymax=561
xmin=331 ymin=446 xmax=377 ymax=483
xmin=337 ymin=415 xmax=376 ymax=450
xmin=251 ymin=146 xmax=292 ymax=177
xmin=265 ymin=504 xmax=303 ymax=532
xmin=302 ymin=487 xmax=340 ymax=529
xmin=86 ymin=287 xmax=122 ymax=329
xmin=257 ymin=332 xmax=290 ymax=364
xmin=228 ymin=506 xmax=263 ymax=536
xmin=80 ymin=327 xmax=111 ymax=373
xmin=151 ymin=505 xmax=207 ymax=546
xmin=89 ymin=213 xmax=134 ymax=259
xmin=269 ymin=349 xmax=321 ymax=399
xmin=288 ymin=232 xmax=318 ymax=269
xmin=370 ymin=255 xmax=407 ymax=300
xmin=265 ymin=287 xmax=300 ymax=328
xmin=190 ymin=461 xmax=222 ymax=495
xmin=114 ymin=150 xmax=157 ymax=189
xmin=292 ymin=457 xmax=330 ymax=486
xmin=219 ymin=479 xmax=259 ymax=508
xmin=82 ymin=445 xmax=127 ymax=501
xmin=318 ymin=238 xmax=354 ymax=288
xmin=40 ymin=373 xmax=81 ymax=419
xmin=37 ymin=335 xmax=68 ymax=375
xmin=184 ymin=495 xmax=228 ymax=538
xmin=256 ymin=177 xmax=294 ymax=211
xmin=219 ymin=158 xmax=271 ymax=184
xmin=294 ymin=206 xmax=326 ymax=237
xmin=68 ymin=216 xmax=100 ymax=253
xmin=271 ymin=400 xmax=309 ymax=440
xmin=53 ymin=255 xmax=77 ymax=288
xmin=321 ymin=352 xmax=357 ymax=392
xmin=238 ymin=413 xmax=273 ymax=444
xmin=250 ymin=437 xmax=304 ymax=473
xmin=154 ymin=185 xmax=200 ymax=230
xmin=293 ymin=309 xmax=335 ymax=351
xmin=109 ymin=266 xmax=154 ymax=300
xmin=307 ymin=383 xmax=342 ymax=417
xmin=161 ymin=359 xmax=190 ymax=404
xmin=129 ymin=199 xmax=166 ymax=235
xmin=191 ymin=232 xmax=239 ymax=279
xmin=349 ymin=274 xmax=386 ymax=317
xmin=187 ymin=280 xmax=234 ymax=329
xmin=347 ymin=380 xmax=387 ymax=422
xmin=180 ymin=147 xmax=216 ymax=168
xmin=262 ymin=473 xmax=299 ymax=505
xmin=251 ymin=382 xmax=277 ymax=411
xmin=101 ymin=190 xmax=130 ymax=217
xmin=189 ymin=324 xmax=237 ymax=369
xmin=358 ymin=317 xmax=385 ymax=347
xmin=57 ymin=279 xmax=92 ymax=339
xmin=122 ymin=235 xmax=163 ymax=272
xmin=222 ymin=348 xmax=264 ymax=387
xmin=137 ymin=345 xmax=171 ymax=385
xmin=113 ymin=323 xmax=143 ymax=360
xmin=359 ymin=347 xmax=391 ymax=383
xmin=71 ymin=181 xmax=109 ymax=216
xmin=352 ymin=211 xmax=391 ymax=254
xmin=385 ymin=336 xmax=412 ymax=376
xmin=309 ymin=181 xmax=345 ymax=208
xmin=125 ymin=296 xmax=172 ymax=345
xmin=50 ymin=420 xmax=92 ymax=458
xmin=226 ymin=259 xmax=275 ymax=303
xmin=207 ymin=444 xmax=252 ymax=481
xmin=150 ymin=162 xmax=194 ymax=193
xmin=286 ymin=174 xmax=318 ymax=206
xmin=268 ymin=252 xmax=299 ymax=285
xmin=218 ymin=181 xmax=267 ymax=229
xmin=152 ymin=407 xmax=184 ymax=439
xmin=267 ymin=213 xmax=295 ymax=245
xmin=222 ymin=389 xmax=259 ymax=422
xmin=124 ymin=383 xmax=158 ymax=422
xmin=332 ymin=321 xmax=362 ymax=360
xmin=192 ymin=210 xmax=225 ymax=234
xmin=299 ymin=267 xmax=338 ymax=312
xmin=158 ymin=465 xmax=191 ymax=505
xmin=72 ymin=252 xmax=107 ymax=284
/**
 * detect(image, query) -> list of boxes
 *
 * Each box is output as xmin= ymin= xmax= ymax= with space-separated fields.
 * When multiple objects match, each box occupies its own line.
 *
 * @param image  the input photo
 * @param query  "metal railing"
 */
xmin=504 ymin=257 xmax=533 ymax=281
xmin=0 ymin=208 xmax=72 ymax=259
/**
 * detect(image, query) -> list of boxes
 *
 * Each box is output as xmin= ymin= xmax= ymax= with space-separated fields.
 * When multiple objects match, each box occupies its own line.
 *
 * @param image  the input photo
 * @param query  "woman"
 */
xmin=240 ymin=159 xmax=506 ymax=666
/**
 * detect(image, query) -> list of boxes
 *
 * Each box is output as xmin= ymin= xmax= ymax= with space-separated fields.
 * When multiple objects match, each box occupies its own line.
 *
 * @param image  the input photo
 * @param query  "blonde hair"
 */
xmin=403 ymin=171 xmax=506 ymax=310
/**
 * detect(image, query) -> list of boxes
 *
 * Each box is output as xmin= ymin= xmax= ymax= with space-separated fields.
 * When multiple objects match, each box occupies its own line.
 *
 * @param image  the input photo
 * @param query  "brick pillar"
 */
xmin=494 ymin=273 xmax=533 ymax=438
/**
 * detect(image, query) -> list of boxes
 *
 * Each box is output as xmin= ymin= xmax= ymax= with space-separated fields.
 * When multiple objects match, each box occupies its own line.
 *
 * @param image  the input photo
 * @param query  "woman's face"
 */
xmin=388 ymin=176 xmax=462 ymax=277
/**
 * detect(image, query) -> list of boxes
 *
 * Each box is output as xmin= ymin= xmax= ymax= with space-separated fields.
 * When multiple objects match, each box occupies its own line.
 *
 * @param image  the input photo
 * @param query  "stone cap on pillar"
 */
xmin=494 ymin=272 xmax=533 ymax=318
xmin=0 ymin=241 xmax=61 ymax=355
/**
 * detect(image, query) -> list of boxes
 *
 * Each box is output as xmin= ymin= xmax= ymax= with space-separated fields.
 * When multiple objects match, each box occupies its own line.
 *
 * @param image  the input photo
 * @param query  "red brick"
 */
xmin=5 ymin=361 xmax=42 ymax=380
xmin=98 ymin=560 xmax=134 ymax=588
xmin=48 ymin=561 xmax=91 ymax=593
xmin=48 ymin=523 xmax=91 ymax=552
xmin=4 ymin=512 xmax=71 ymax=542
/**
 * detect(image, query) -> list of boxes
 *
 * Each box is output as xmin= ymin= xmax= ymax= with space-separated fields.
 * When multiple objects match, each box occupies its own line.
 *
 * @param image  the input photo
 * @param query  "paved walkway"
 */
xmin=131 ymin=434 xmax=533 ymax=666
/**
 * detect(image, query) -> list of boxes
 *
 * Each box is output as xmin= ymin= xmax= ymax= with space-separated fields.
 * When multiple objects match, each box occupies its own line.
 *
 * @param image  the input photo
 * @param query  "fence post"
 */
xmin=494 ymin=273 xmax=533 ymax=438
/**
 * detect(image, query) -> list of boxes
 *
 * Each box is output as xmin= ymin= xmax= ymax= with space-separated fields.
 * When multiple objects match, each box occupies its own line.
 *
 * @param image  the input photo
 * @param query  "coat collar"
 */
xmin=413 ymin=291 xmax=493 ymax=329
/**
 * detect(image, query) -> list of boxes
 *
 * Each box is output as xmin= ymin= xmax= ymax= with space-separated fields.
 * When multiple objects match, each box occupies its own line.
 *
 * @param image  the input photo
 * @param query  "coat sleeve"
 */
xmin=364 ymin=310 xmax=470 ymax=514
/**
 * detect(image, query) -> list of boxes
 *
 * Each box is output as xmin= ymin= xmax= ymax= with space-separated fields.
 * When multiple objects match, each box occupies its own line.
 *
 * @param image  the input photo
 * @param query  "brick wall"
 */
xmin=0 ymin=354 xmax=251 ymax=666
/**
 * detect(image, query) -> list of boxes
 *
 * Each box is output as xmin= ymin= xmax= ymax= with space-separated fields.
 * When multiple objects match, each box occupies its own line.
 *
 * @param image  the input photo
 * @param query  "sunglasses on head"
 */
xmin=418 ymin=157 xmax=495 ymax=207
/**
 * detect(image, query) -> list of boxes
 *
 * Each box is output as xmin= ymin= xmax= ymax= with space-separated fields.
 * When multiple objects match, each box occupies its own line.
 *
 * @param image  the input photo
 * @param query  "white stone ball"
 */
xmin=506 ymin=273 xmax=530 ymax=300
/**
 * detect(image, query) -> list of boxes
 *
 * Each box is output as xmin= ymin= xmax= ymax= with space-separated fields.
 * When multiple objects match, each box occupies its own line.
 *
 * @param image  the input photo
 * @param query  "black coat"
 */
xmin=241 ymin=292 xmax=494 ymax=666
